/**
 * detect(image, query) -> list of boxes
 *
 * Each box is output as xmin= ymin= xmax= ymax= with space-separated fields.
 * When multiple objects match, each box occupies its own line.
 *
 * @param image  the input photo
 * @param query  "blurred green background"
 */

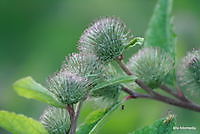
xmin=0 ymin=0 xmax=200 ymax=133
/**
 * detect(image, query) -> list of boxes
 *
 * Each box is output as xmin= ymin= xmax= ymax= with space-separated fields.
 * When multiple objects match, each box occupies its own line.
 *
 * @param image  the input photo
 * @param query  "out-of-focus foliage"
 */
xmin=144 ymin=0 xmax=175 ymax=56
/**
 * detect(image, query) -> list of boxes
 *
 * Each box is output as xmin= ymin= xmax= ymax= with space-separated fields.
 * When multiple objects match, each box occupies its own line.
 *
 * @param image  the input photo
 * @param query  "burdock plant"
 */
xmin=178 ymin=50 xmax=200 ymax=95
xmin=0 ymin=0 xmax=200 ymax=134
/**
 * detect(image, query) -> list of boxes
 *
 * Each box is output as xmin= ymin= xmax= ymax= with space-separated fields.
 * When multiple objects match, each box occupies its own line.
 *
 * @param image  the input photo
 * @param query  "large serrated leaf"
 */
xmin=13 ymin=77 xmax=64 ymax=107
xmin=130 ymin=115 xmax=175 ymax=134
xmin=144 ymin=0 xmax=176 ymax=56
xmin=91 ymin=75 xmax=135 ymax=92
xmin=0 ymin=110 xmax=49 ymax=134
xmin=76 ymin=102 xmax=121 ymax=134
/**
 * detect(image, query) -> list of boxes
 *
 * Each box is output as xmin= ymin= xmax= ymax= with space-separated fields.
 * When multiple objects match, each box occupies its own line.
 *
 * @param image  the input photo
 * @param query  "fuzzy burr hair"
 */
xmin=128 ymin=47 xmax=174 ymax=88
xmin=40 ymin=107 xmax=70 ymax=134
xmin=79 ymin=17 xmax=133 ymax=63
xmin=178 ymin=49 xmax=200 ymax=95
xmin=47 ymin=71 xmax=91 ymax=104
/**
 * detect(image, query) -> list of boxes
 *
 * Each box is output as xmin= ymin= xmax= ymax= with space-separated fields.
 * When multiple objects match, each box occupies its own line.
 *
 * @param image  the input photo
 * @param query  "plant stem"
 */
xmin=116 ymin=56 xmax=200 ymax=112
xmin=67 ymin=105 xmax=76 ymax=134
xmin=74 ymin=101 xmax=83 ymax=130
xmin=67 ymin=101 xmax=84 ymax=134
xmin=122 ymin=87 xmax=152 ymax=99
xmin=67 ymin=104 xmax=75 ymax=123
xmin=116 ymin=56 xmax=133 ymax=75
xmin=135 ymin=79 xmax=155 ymax=95
xmin=160 ymin=85 xmax=191 ymax=102
xmin=122 ymin=87 xmax=200 ymax=112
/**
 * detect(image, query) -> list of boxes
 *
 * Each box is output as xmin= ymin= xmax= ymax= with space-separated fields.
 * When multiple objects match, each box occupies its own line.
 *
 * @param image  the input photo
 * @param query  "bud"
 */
xmin=78 ymin=17 xmax=133 ymax=63
xmin=62 ymin=53 xmax=105 ymax=83
xmin=127 ymin=47 xmax=174 ymax=88
xmin=63 ymin=53 xmax=120 ymax=101
xmin=47 ymin=71 xmax=90 ymax=104
xmin=178 ymin=50 xmax=200 ymax=95
xmin=40 ymin=106 xmax=70 ymax=134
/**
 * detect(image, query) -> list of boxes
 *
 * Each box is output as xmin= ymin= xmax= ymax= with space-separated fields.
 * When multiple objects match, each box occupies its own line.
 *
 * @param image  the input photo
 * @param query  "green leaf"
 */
xmin=144 ymin=0 xmax=175 ymax=56
xmin=125 ymin=37 xmax=144 ymax=49
xmin=76 ymin=102 xmax=121 ymax=134
xmin=91 ymin=75 xmax=135 ymax=92
xmin=13 ymin=77 xmax=64 ymax=107
xmin=130 ymin=114 xmax=176 ymax=134
xmin=0 ymin=110 xmax=49 ymax=134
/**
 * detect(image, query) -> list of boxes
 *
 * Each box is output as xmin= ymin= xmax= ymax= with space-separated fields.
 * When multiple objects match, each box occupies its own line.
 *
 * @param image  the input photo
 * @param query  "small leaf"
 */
xmin=144 ymin=0 xmax=175 ymax=56
xmin=91 ymin=75 xmax=135 ymax=92
xmin=0 ymin=110 xmax=49 ymax=134
xmin=125 ymin=37 xmax=144 ymax=49
xmin=76 ymin=102 xmax=121 ymax=134
xmin=130 ymin=114 xmax=175 ymax=134
xmin=13 ymin=77 xmax=64 ymax=107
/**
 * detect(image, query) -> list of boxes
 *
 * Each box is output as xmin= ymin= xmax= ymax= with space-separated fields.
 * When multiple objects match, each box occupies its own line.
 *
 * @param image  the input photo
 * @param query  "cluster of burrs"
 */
xmin=40 ymin=17 xmax=132 ymax=134
xmin=39 ymin=16 xmax=200 ymax=134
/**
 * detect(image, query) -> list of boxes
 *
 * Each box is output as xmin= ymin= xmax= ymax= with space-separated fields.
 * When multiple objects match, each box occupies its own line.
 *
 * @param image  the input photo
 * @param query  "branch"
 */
xmin=116 ymin=56 xmax=158 ymax=96
xmin=135 ymin=79 xmax=156 ymax=95
xmin=67 ymin=104 xmax=75 ymax=123
xmin=121 ymin=87 xmax=152 ymax=99
xmin=160 ymin=85 xmax=191 ymax=103
xmin=67 ymin=105 xmax=76 ymax=134
xmin=74 ymin=101 xmax=83 ymax=129
xmin=116 ymin=56 xmax=133 ymax=75
xmin=122 ymin=86 xmax=200 ymax=112
xmin=116 ymin=56 xmax=200 ymax=112
xmin=67 ymin=101 xmax=84 ymax=134
xmin=176 ymin=86 xmax=191 ymax=102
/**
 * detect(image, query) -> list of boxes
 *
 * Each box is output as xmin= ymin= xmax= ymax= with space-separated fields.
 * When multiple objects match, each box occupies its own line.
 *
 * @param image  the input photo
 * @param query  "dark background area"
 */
xmin=0 ymin=0 xmax=200 ymax=133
